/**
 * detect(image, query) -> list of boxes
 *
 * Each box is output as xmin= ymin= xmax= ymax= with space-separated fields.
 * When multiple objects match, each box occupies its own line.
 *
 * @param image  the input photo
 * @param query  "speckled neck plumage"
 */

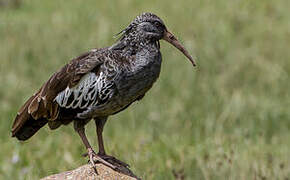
xmin=110 ymin=32 xmax=160 ymax=57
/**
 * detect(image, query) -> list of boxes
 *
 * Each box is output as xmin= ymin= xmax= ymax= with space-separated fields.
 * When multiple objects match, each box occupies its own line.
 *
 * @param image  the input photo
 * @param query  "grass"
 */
xmin=0 ymin=0 xmax=290 ymax=179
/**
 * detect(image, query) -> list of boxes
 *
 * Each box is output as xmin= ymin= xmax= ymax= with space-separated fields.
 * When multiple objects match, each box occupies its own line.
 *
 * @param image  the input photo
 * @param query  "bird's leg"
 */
xmin=94 ymin=117 xmax=130 ymax=168
xmin=95 ymin=117 xmax=107 ymax=155
xmin=74 ymin=120 xmax=116 ymax=170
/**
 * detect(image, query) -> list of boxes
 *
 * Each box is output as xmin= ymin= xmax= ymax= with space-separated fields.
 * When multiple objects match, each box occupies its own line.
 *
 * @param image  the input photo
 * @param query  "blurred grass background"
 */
xmin=0 ymin=0 xmax=290 ymax=179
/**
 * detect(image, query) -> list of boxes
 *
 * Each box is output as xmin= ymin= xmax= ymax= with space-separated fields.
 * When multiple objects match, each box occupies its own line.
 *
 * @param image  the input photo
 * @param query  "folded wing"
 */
xmin=11 ymin=49 xmax=105 ymax=140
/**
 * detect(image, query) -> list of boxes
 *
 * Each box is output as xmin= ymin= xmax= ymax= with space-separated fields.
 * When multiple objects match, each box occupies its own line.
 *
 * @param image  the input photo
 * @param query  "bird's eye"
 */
xmin=153 ymin=21 xmax=162 ymax=27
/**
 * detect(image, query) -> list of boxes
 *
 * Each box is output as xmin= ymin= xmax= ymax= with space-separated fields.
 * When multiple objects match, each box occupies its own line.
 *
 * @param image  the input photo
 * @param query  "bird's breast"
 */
xmin=116 ymin=51 xmax=162 ymax=102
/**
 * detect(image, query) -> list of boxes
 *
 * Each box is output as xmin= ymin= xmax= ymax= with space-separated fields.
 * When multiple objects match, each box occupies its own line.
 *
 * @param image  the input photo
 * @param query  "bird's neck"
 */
xmin=110 ymin=38 xmax=160 ymax=57
xmin=109 ymin=39 xmax=161 ymax=73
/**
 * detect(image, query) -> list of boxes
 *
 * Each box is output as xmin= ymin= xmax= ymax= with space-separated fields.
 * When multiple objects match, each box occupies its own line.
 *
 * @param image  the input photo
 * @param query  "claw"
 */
xmin=86 ymin=148 xmax=117 ymax=171
xmin=87 ymin=148 xmax=98 ymax=173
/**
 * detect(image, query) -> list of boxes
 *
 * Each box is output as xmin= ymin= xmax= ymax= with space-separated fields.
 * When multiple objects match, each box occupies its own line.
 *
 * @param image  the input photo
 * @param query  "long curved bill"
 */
xmin=162 ymin=30 xmax=196 ymax=67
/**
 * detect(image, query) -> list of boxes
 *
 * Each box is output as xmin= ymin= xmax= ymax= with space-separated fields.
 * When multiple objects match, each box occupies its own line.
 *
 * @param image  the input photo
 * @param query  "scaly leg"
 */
xmin=95 ymin=117 xmax=130 ymax=168
xmin=74 ymin=120 xmax=116 ymax=170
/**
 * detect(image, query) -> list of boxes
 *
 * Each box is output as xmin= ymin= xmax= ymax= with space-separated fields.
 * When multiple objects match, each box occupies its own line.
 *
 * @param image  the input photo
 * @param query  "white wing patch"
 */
xmin=55 ymin=72 xmax=114 ymax=109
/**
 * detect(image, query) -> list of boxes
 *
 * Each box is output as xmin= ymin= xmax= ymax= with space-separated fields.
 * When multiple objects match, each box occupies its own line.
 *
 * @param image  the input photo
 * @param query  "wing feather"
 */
xmin=11 ymin=49 xmax=105 ymax=136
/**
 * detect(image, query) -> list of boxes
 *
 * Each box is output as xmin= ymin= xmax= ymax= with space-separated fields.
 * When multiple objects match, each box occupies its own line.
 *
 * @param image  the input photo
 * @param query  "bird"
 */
xmin=11 ymin=12 xmax=196 ymax=170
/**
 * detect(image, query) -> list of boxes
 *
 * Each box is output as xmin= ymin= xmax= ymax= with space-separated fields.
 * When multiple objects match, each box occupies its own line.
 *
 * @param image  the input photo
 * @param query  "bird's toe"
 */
xmin=98 ymin=154 xmax=130 ymax=168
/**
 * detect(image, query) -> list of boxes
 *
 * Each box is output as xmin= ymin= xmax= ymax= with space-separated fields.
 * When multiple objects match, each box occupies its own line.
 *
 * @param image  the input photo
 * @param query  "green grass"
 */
xmin=1 ymin=0 xmax=290 ymax=179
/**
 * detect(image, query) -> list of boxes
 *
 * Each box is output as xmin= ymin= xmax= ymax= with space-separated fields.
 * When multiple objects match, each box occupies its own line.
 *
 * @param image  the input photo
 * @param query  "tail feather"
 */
xmin=13 ymin=117 xmax=48 ymax=141
xmin=11 ymin=94 xmax=48 ymax=141
xmin=12 ymin=95 xmax=36 ymax=134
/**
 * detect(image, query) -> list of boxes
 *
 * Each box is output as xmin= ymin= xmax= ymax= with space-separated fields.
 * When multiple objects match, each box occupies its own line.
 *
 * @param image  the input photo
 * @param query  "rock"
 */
xmin=41 ymin=163 xmax=140 ymax=180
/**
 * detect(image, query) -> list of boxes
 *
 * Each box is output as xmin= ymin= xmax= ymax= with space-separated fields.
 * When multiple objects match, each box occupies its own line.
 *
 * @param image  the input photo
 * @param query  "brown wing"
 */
xmin=11 ymin=49 xmax=105 ymax=139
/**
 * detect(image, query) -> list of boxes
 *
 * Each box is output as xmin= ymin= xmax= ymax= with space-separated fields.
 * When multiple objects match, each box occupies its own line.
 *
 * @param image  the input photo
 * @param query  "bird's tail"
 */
xmin=11 ymin=94 xmax=48 ymax=141
xmin=12 ymin=116 xmax=48 ymax=141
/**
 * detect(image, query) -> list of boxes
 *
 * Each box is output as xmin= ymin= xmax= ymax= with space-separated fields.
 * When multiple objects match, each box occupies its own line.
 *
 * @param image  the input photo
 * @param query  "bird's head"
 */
xmin=119 ymin=12 xmax=196 ymax=66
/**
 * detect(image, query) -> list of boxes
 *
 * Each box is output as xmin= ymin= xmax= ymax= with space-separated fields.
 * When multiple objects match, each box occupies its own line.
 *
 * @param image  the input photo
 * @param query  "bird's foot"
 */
xmin=86 ymin=148 xmax=117 ymax=172
xmin=97 ymin=153 xmax=130 ymax=168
